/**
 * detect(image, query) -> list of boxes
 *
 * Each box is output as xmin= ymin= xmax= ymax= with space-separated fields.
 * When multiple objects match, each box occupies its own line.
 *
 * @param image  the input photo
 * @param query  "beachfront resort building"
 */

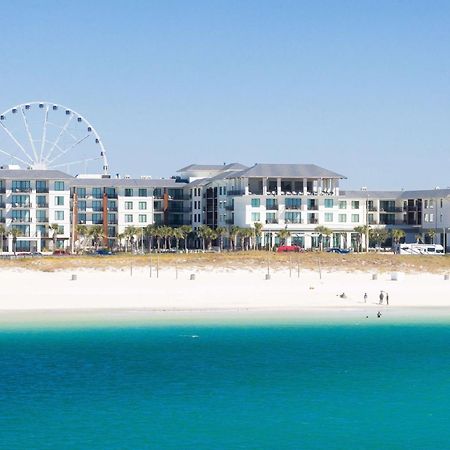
xmin=1 ymin=162 xmax=450 ymax=252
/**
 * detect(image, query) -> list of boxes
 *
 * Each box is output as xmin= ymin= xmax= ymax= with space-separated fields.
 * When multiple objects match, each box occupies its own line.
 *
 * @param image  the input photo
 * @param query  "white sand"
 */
xmin=1 ymin=267 xmax=449 ymax=313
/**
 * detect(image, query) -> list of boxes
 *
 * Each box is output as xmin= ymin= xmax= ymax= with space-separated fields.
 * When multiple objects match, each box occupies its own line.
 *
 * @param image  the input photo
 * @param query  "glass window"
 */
xmin=75 ymin=187 xmax=86 ymax=198
xmin=107 ymin=213 xmax=116 ymax=224
xmin=54 ymin=181 xmax=65 ymax=191
xmin=125 ymin=188 xmax=133 ymax=197
xmin=92 ymin=200 xmax=102 ymax=211
xmin=324 ymin=213 xmax=333 ymax=222
xmin=92 ymin=187 xmax=102 ymax=199
xmin=125 ymin=201 xmax=133 ymax=210
xmin=351 ymin=214 xmax=360 ymax=222
xmin=285 ymin=198 xmax=301 ymax=209
xmin=92 ymin=213 xmax=102 ymax=224
xmin=58 ymin=225 xmax=64 ymax=234
xmin=12 ymin=181 xmax=31 ymax=192
xmin=138 ymin=188 xmax=147 ymax=197
xmin=139 ymin=201 xmax=147 ymax=210
xmin=251 ymin=198 xmax=260 ymax=208
xmin=139 ymin=214 xmax=147 ymax=223
xmin=266 ymin=212 xmax=277 ymax=224
xmin=125 ymin=214 xmax=133 ymax=223
xmin=266 ymin=199 xmax=278 ymax=210
xmin=351 ymin=201 xmax=360 ymax=209
xmin=78 ymin=200 xmax=86 ymax=211
xmin=36 ymin=195 xmax=47 ymax=207
xmin=105 ymin=187 xmax=116 ymax=198
xmin=285 ymin=212 xmax=301 ymax=223
xmin=338 ymin=214 xmax=347 ymax=223
xmin=251 ymin=212 xmax=260 ymax=221
xmin=36 ymin=210 xmax=47 ymax=222
xmin=78 ymin=213 xmax=86 ymax=224
xmin=339 ymin=201 xmax=347 ymax=209
xmin=324 ymin=199 xmax=334 ymax=208
xmin=54 ymin=211 xmax=64 ymax=220
xmin=55 ymin=196 xmax=64 ymax=206
xmin=36 ymin=180 xmax=48 ymax=193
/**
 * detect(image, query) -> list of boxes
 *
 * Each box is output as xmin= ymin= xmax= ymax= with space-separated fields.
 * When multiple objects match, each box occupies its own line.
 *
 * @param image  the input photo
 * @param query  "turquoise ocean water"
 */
xmin=1 ymin=316 xmax=450 ymax=449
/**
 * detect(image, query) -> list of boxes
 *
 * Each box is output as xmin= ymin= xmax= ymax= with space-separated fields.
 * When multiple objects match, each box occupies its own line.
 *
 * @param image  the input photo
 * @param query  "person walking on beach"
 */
xmin=386 ymin=293 xmax=389 ymax=306
xmin=379 ymin=291 xmax=384 ymax=305
xmin=364 ymin=293 xmax=368 ymax=303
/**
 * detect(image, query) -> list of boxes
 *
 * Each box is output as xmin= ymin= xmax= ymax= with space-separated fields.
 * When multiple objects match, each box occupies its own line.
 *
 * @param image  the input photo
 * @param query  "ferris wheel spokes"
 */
xmin=39 ymin=104 xmax=50 ymax=165
xmin=19 ymin=106 xmax=39 ymax=163
xmin=0 ymin=120 xmax=34 ymax=164
xmin=46 ymin=132 xmax=91 ymax=165
xmin=44 ymin=113 xmax=74 ymax=164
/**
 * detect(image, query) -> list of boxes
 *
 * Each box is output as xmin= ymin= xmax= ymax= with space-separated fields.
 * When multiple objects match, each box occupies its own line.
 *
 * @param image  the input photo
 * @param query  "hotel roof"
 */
xmin=0 ymin=169 xmax=74 ymax=180
xmin=70 ymin=178 xmax=185 ymax=188
xmin=177 ymin=163 xmax=247 ymax=172
xmin=230 ymin=163 xmax=347 ymax=179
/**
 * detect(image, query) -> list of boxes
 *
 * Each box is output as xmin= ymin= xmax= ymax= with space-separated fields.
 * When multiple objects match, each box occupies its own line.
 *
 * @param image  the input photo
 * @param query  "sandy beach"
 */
xmin=1 ymin=266 xmax=450 ymax=315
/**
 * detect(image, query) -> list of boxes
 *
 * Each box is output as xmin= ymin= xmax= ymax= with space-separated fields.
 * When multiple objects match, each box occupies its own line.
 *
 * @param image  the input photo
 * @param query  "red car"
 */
xmin=276 ymin=245 xmax=302 ymax=253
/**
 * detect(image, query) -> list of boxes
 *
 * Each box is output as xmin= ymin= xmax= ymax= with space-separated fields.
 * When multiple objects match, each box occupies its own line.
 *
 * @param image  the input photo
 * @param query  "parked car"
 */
xmin=276 ymin=245 xmax=302 ymax=253
xmin=327 ymin=247 xmax=352 ymax=254
xmin=96 ymin=248 xmax=112 ymax=255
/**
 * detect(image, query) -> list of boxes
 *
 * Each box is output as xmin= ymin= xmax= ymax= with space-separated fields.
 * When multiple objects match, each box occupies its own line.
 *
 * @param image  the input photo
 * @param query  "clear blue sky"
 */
xmin=1 ymin=1 xmax=449 ymax=189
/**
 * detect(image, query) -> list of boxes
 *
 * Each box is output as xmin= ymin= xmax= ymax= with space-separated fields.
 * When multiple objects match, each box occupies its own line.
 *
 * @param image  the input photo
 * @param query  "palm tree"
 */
xmin=253 ymin=222 xmax=263 ymax=250
xmin=276 ymin=227 xmax=291 ymax=246
xmin=0 ymin=223 xmax=5 ymax=253
xmin=369 ymin=228 xmax=389 ymax=250
xmin=88 ymin=225 xmax=104 ymax=250
xmin=426 ymin=229 xmax=436 ymax=244
xmin=391 ymin=229 xmax=405 ymax=249
xmin=353 ymin=225 xmax=369 ymax=252
xmin=9 ymin=227 xmax=21 ymax=255
xmin=229 ymin=225 xmax=240 ymax=251
xmin=117 ymin=232 xmax=125 ymax=252
xmin=179 ymin=225 xmax=192 ymax=251
xmin=49 ymin=223 xmax=60 ymax=251
xmin=198 ymin=225 xmax=211 ymax=251
xmin=160 ymin=226 xmax=173 ymax=250
xmin=315 ymin=225 xmax=332 ymax=251
xmin=172 ymin=227 xmax=184 ymax=251
xmin=154 ymin=226 xmax=163 ymax=252
xmin=143 ymin=224 xmax=157 ymax=252
xmin=215 ymin=226 xmax=227 ymax=251
xmin=124 ymin=226 xmax=139 ymax=252
xmin=76 ymin=224 xmax=88 ymax=252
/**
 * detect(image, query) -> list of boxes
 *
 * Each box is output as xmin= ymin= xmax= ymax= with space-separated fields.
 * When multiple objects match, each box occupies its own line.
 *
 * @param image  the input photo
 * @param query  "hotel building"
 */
xmin=1 ymin=163 xmax=450 ymax=252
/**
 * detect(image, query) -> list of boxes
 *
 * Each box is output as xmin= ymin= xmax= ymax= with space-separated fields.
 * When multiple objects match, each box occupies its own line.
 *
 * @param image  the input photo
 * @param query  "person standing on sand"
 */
xmin=386 ymin=293 xmax=389 ymax=306
xmin=364 ymin=293 xmax=367 ymax=303
xmin=379 ymin=291 xmax=384 ymax=305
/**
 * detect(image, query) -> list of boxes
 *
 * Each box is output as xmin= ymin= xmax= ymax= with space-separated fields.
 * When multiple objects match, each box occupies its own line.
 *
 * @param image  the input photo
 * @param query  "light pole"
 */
xmin=365 ymin=191 xmax=370 ymax=253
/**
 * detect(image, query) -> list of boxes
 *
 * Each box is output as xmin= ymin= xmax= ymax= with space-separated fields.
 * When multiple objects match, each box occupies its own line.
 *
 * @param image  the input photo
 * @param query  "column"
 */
xmin=8 ymin=235 xmax=12 ymax=253
xmin=262 ymin=178 xmax=267 ymax=195
xmin=277 ymin=178 xmax=281 ymax=195
xmin=303 ymin=178 xmax=308 ymax=195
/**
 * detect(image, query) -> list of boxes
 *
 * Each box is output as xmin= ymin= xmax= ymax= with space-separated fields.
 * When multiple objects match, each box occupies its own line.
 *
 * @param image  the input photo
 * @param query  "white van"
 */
xmin=396 ymin=243 xmax=445 ymax=255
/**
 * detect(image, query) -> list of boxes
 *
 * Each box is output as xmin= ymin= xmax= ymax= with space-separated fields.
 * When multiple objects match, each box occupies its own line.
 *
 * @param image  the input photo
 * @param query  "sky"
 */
xmin=1 ymin=1 xmax=450 ymax=190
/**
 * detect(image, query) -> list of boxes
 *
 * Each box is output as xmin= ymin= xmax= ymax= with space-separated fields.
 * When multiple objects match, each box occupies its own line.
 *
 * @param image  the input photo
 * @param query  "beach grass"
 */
xmin=1 ymin=251 xmax=450 ymax=273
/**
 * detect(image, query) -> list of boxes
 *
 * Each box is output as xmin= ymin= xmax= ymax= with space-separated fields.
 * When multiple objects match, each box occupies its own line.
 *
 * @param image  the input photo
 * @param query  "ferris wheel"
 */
xmin=0 ymin=101 xmax=109 ymax=175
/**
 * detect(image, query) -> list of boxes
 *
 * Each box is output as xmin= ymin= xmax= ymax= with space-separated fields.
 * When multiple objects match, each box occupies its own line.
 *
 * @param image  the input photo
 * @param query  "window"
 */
xmin=219 ymin=187 xmax=223 ymax=195
xmin=125 ymin=201 xmax=133 ymax=210
xmin=351 ymin=201 xmax=360 ymax=209
xmin=266 ymin=199 xmax=278 ymax=210
xmin=78 ymin=213 xmax=86 ymax=224
xmin=351 ymin=214 xmax=360 ymax=222
xmin=430 ymin=213 xmax=434 ymax=222
xmin=440 ymin=199 xmax=443 ymax=208
xmin=92 ymin=200 xmax=102 ymax=211
xmin=36 ymin=195 xmax=47 ymax=207
xmin=92 ymin=188 xmax=102 ymax=199
xmin=55 ymin=196 xmax=64 ymax=206
xmin=92 ymin=213 xmax=102 ymax=224
xmin=75 ymin=187 xmax=86 ymax=198
xmin=324 ymin=199 xmax=334 ymax=208
xmin=285 ymin=198 xmax=301 ymax=209
xmin=54 ymin=181 xmax=65 ymax=191
xmin=138 ymin=188 xmax=147 ymax=197
xmin=285 ymin=212 xmax=301 ymax=223
xmin=139 ymin=201 xmax=147 ymax=210
xmin=108 ymin=200 xmax=116 ymax=211
xmin=58 ymin=225 xmax=64 ymax=234
xmin=125 ymin=214 xmax=133 ymax=223
xmin=251 ymin=198 xmax=260 ymax=207
xmin=36 ymin=180 xmax=48 ymax=193
xmin=139 ymin=214 xmax=147 ymax=223
xmin=429 ymin=199 xmax=434 ymax=209
xmin=12 ymin=181 xmax=31 ymax=192
xmin=125 ymin=188 xmax=134 ymax=197
xmin=78 ymin=200 xmax=86 ymax=211
xmin=424 ymin=213 xmax=429 ymax=223
xmin=251 ymin=212 xmax=260 ymax=222
xmin=11 ymin=195 xmax=29 ymax=206
xmin=36 ymin=210 xmax=47 ymax=222
xmin=339 ymin=201 xmax=347 ymax=209
xmin=324 ymin=213 xmax=333 ymax=222
xmin=338 ymin=214 xmax=347 ymax=223
xmin=108 ymin=213 xmax=116 ymax=224
xmin=266 ymin=212 xmax=277 ymax=224
xmin=54 ymin=211 xmax=64 ymax=221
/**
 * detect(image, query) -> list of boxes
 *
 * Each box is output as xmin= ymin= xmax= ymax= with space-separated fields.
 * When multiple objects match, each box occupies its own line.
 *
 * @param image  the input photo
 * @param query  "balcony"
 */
xmin=285 ymin=204 xmax=301 ymax=210
xmin=92 ymin=207 xmax=103 ymax=212
xmin=367 ymin=206 xmax=378 ymax=212
xmin=36 ymin=217 xmax=49 ymax=223
xmin=12 ymin=188 xmax=32 ymax=193
xmin=107 ymin=206 xmax=118 ymax=212
xmin=36 ymin=188 xmax=49 ymax=193
xmin=266 ymin=204 xmax=279 ymax=211
xmin=36 ymin=203 xmax=49 ymax=208
xmin=225 ymin=205 xmax=234 ymax=211
xmin=307 ymin=205 xmax=318 ymax=210
xmin=227 ymin=190 xmax=245 ymax=196
xmin=0 ymin=187 xmax=5 ymax=194
xmin=265 ymin=219 xmax=279 ymax=224
xmin=0 ymin=217 xmax=5 ymax=223
xmin=11 ymin=218 xmax=31 ymax=223
xmin=169 ymin=207 xmax=191 ymax=213
xmin=11 ymin=203 xmax=32 ymax=208
xmin=380 ymin=207 xmax=403 ymax=213
xmin=307 ymin=218 xmax=319 ymax=224
xmin=0 ymin=202 xmax=5 ymax=208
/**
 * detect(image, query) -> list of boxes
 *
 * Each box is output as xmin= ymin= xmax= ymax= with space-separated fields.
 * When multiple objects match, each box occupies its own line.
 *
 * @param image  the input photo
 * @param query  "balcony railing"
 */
xmin=12 ymin=188 xmax=32 ymax=193
xmin=307 ymin=205 xmax=318 ymax=210
xmin=36 ymin=203 xmax=49 ymax=208
xmin=36 ymin=217 xmax=49 ymax=223
xmin=11 ymin=218 xmax=31 ymax=223
xmin=11 ymin=203 xmax=32 ymax=208
xmin=368 ymin=206 xmax=378 ymax=212
xmin=307 ymin=218 xmax=319 ymax=224
xmin=92 ymin=207 xmax=103 ymax=212
xmin=266 ymin=204 xmax=279 ymax=210
xmin=225 ymin=205 xmax=234 ymax=211
xmin=0 ymin=188 xmax=5 ymax=194
xmin=285 ymin=205 xmax=301 ymax=210
xmin=107 ymin=206 xmax=118 ymax=212
xmin=36 ymin=188 xmax=49 ymax=193
xmin=227 ymin=190 xmax=245 ymax=196
xmin=0 ymin=203 xmax=5 ymax=208
xmin=265 ymin=219 xmax=279 ymax=224
xmin=380 ymin=207 xmax=403 ymax=213
xmin=0 ymin=217 xmax=5 ymax=223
